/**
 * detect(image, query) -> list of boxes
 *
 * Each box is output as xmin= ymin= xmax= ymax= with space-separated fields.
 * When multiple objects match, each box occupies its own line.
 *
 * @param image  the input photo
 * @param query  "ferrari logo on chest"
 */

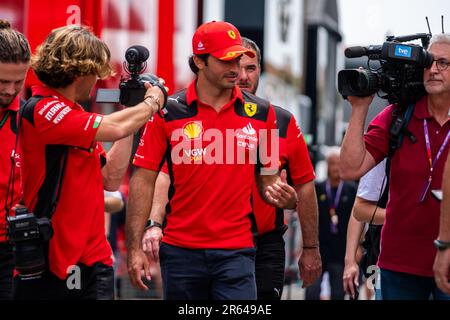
xmin=244 ymin=102 xmax=257 ymax=117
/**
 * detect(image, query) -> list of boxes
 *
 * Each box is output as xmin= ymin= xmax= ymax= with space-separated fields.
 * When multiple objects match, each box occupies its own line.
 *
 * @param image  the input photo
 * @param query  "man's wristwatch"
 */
xmin=434 ymin=239 xmax=450 ymax=251
xmin=144 ymin=219 xmax=163 ymax=231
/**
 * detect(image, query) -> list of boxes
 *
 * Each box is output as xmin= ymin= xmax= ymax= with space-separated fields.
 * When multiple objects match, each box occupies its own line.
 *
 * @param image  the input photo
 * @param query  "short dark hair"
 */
xmin=241 ymin=37 xmax=261 ymax=66
xmin=0 ymin=19 xmax=30 ymax=63
xmin=188 ymin=54 xmax=209 ymax=74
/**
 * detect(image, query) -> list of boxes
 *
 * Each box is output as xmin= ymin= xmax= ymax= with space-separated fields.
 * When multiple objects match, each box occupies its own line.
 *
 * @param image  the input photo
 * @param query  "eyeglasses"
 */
xmin=430 ymin=58 xmax=450 ymax=71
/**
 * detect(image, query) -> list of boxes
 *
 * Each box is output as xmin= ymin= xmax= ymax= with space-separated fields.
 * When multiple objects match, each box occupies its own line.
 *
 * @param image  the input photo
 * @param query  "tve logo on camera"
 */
xmin=395 ymin=45 xmax=412 ymax=58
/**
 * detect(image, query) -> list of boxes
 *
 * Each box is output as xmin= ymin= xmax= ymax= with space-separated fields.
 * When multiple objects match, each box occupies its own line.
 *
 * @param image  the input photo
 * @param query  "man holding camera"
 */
xmin=126 ymin=21 xmax=295 ymax=300
xmin=340 ymin=33 xmax=450 ymax=299
xmin=15 ymin=25 xmax=165 ymax=300
xmin=0 ymin=19 xmax=30 ymax=300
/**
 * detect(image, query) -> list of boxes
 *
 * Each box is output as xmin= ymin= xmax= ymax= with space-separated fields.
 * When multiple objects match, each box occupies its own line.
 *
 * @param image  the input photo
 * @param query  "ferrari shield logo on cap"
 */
xmin=244 ymin=102 xmax=257 ymax=117
xmin=227 ymin=30 xmax=236 ymax=39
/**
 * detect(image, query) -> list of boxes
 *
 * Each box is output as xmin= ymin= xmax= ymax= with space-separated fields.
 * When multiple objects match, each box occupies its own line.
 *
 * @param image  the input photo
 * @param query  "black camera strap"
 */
xmin=3 ymin=102 xmax=23 ymax=224
xmin=368 ymin=159 xmax=390 ymax=225
xmin=388 ymin=103 xmax=416 ymax=157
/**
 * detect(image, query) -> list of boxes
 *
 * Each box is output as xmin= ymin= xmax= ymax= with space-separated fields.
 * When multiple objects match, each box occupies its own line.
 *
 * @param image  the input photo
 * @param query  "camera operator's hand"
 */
xmin=142 ymin=226 xmax=163 ymax=262
xmin=347 ymin=94 xmax=375 ymax=110
xmin=143 ymin=80 xmax=167 ymax=113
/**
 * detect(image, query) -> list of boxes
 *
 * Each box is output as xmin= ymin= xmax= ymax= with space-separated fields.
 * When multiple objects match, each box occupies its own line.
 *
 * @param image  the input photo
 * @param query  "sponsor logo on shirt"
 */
xmin=182 ymin=121 xmax=203 ymax=140
xmin=168 ymin=124 xmax=279 ymax=173
xmin=184 ymin=148 xmax=207 ymax=162
xmin=84 ymin=115 xmax=93 ymax=131
xmin=53 ymin=106 xmax=71 ymax=124
xmin=38 ymin=100 xmax=58 ymax=116
xmin=43 ymin=102 xmax=67 ymax=122
xmin=242 ymin=122 xmax=256 ymax=135
xmin=244 ymin=102 xmax=257 ymax=117
xmin=236 ymin=123 xmax=257 ymax=150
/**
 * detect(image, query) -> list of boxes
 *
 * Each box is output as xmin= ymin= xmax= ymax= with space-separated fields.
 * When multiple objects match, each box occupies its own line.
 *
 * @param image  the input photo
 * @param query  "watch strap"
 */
xmin=144 ymin=219 xmax=163 ymax=231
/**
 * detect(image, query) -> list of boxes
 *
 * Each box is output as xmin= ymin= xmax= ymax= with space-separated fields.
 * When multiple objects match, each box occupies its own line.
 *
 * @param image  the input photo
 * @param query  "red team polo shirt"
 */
xmin=0 ymin=97 xmax=22 ymax=242
xmin=133 ymin=80 xmax=277 ymax=249
xmin=365 ymin=96 xmax=450 ymax=277
xmin=252 ymin=106 xmax=315 ymax=235
xmin=19 ymin=85 xmax=112 ymax=279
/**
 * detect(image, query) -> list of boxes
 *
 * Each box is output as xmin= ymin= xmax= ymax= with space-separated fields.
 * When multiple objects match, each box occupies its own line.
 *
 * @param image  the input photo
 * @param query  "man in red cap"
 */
xmin=126 ymin=21 xmax=297 ymax=300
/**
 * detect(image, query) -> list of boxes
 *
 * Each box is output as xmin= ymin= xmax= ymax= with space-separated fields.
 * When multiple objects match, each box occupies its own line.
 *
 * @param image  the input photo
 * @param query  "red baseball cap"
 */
xmin=192 ymin=21 xmax=255 ymax=61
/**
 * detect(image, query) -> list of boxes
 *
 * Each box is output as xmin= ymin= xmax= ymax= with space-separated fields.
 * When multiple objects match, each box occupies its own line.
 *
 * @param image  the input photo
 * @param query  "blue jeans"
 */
xmin=380 ymin=268 xmax=450 ymax=300
xmin=160 ymin=242 xmax=257 ymax=300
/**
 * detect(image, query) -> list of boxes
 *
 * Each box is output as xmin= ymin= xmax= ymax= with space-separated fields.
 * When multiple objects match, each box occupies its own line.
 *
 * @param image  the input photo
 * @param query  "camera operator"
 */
xmin=15 ymin=25 xmax=165 ymax=300
xmin=0 ymin=19 xmax=30 ymax=300
xmin=340 ymin=33 xmax=450 ymax=299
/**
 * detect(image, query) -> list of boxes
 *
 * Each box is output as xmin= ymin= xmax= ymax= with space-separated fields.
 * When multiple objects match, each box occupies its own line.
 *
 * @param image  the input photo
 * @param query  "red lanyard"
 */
xmin=419 ymin=119 xmax=450 ymax=202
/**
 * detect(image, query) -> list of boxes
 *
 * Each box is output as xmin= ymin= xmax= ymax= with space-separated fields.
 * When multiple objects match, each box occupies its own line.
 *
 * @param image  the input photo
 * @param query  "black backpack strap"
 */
xmin=9 ymin=110 xmax=18 ymax=135
xmin=33 ymin=146 xmax=68 ymax=219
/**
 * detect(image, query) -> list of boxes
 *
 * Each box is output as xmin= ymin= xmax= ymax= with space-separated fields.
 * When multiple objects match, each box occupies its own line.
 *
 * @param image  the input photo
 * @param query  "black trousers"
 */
xmin=304 ymin=262 xmax=345 ymax=300
xmin=14 ymin=262 xmax=114 ymax=300
xmin=255 ymin=231 xmax=286 ymax=300
xmin=0 ymin=242 xmax=14 ymax=300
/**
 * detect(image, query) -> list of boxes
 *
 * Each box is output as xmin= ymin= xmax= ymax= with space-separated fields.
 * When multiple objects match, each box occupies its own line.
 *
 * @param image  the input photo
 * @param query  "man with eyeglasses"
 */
xmin=340 ymin=33 xmax=450 ymax=300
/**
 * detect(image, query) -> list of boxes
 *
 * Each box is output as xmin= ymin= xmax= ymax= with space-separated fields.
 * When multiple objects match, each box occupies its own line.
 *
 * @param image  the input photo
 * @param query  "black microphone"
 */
xmin=345 ymin=45 xmax=382 ymax=58
xmin=125 ymin=45 xmax=149 ymax=64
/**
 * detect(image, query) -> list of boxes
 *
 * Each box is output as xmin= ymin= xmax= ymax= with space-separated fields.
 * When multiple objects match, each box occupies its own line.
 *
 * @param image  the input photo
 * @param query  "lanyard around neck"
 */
xmin=326 ymin=180 xmax=343 ymax=209
xmin=419 ymin=119 xmax=450 ymax=202
xmin=0 ymin=111 xmax=10 ymax=130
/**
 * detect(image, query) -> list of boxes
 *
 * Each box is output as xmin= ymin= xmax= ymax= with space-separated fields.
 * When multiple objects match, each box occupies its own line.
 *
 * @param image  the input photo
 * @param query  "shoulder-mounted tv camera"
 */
xmin=338 ymin=33 xmax=433 ymax=106
xmin=7 ymin=207 xmax=53 ymax=276
xmin=96 ymin=45 xmax=168 ymax=108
